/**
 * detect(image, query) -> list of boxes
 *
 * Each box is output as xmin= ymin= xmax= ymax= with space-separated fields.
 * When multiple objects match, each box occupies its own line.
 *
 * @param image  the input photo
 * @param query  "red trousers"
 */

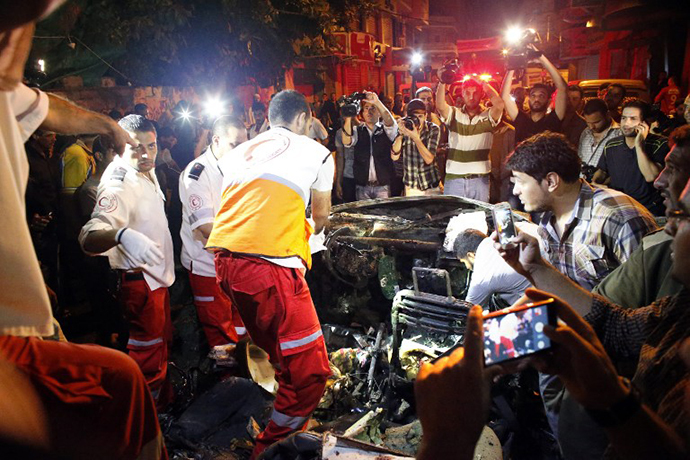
xmin=187 ymin=271 xmax=246 ymax=347
xmin=120 ymin=276 xmax=172 ymax=399
xmin=215 ymin=253 xmax=330 ymax=459
xmin=0 ymin=336 xmax=167 ymax=460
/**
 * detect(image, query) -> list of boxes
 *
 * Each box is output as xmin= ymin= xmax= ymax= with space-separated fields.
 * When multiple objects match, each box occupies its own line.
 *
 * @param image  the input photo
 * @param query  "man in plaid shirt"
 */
xmin=507 ymin=132 xmax=658 ymax=292
xmin=506 ymin=132 xmax=658 ymax=445
xmin=391 ymin=99 xmax=441 ymax=195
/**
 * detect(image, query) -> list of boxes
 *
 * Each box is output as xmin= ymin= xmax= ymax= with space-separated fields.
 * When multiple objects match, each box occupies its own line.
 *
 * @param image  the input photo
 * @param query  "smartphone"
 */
xmin=483 ymin=298 xmax=556 ymax=366
xmin=492 ymin=202 xmax=517 ymax=248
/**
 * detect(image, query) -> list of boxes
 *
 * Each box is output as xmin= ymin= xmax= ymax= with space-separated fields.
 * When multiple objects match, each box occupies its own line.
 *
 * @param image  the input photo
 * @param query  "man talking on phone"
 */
xmin=593 ymin=100 xmax=669 ymax=216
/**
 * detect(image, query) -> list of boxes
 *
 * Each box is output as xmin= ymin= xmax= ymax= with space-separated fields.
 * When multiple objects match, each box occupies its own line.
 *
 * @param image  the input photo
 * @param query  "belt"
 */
xmin=122 ymin=271 xmax=145 ymax=281
xmin=456 ymin=173 xmax=489 ymax=180
xmin=366 ymin=180 xmax=382 ymax=186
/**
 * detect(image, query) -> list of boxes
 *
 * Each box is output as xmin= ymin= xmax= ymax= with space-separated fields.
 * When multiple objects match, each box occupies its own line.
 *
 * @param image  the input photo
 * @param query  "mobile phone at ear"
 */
xmin=483 ymin=298 xmax=556 ymax=366
xmin=492 ymin=202 xmax=517 ymax=248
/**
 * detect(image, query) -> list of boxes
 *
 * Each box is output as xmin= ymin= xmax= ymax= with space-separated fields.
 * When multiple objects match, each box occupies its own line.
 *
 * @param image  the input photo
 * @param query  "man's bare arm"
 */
xmin=484 ymin=82 xmax=505 ymax=123
xmin=194 ymin=223 xmax=213 ymax=242
xmin=435 ymin=83 xmax=451 ymax=121
xmin=536 ymin=52 xmax=567 ymax=120
xmin=82 ymin=229 xmax=119 ymax=254
xmin=494 ymin=231 xmax=594 ymax=316
xmin=501 ymin=70 xmax=519 ymax=120
xmin=341 ymin=117 xmax=353 ymax=147
xmin=42 ymin=94 xmax=134 ymax=154
xmin=311 ymin=190 xmax=331 ymax=234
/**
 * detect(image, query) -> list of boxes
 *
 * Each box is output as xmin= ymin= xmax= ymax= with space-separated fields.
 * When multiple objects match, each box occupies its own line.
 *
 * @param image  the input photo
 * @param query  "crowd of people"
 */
xmin=1 ymin=2 xmax=690 ymax=460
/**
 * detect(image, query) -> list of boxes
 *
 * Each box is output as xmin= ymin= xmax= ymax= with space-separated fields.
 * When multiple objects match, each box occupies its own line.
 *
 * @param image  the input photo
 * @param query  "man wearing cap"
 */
xmin=436 ymin=76 xmax=504 ymax=201
xmin=391 ymin=98 xmax=441 ymax=195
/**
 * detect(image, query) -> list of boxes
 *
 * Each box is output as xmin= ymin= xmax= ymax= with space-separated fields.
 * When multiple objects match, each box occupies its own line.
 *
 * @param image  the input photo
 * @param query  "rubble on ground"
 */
xmin=162 ymin=196 xmax=553 ymax=459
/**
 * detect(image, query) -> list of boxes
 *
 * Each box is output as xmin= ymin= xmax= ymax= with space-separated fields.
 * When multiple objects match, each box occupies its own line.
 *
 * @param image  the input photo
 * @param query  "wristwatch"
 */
xmin=585 ymin=378 xmax=641 ymax=427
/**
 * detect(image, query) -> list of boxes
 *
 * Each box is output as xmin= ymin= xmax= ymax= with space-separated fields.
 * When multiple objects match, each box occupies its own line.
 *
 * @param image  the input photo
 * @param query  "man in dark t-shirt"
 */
xmin=512 ymin=108 xmax=562 ymax=144
xmin=594 ymin=100 xmax=669 ymax=216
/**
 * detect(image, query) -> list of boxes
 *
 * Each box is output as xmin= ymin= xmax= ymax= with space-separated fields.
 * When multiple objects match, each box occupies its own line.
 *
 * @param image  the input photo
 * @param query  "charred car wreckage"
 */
xmin=164 ymin=196 xmax=556 ymax=459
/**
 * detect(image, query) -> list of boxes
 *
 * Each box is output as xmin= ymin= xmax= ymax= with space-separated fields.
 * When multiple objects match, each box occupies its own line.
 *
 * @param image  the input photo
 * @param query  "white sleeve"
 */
xmin=488 ymin=107 xmax=502 ymax=127
xmin=312 ymin=118 xmax=329 ymax=140
xmin=79 ymin=181 xmax=131 ymax=253
xmin=312 ymin=153 xmax=335 ymax=192
xmin=10 ymin=84 xmax=49 ymax=142
xmin=344 ymin=126 xmax=358 ymax=147
xmin=179 ymin=164 xmax=216 ymax=231
xmin=465 ymin=240 xmax=501 ymax=309
xmin=384 ymin=122 xmax=399 ymax=141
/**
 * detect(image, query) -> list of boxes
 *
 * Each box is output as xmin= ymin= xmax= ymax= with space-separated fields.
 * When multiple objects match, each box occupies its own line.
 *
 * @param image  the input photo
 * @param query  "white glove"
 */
xmin=117 ymin=228 xmax=164 ymax=267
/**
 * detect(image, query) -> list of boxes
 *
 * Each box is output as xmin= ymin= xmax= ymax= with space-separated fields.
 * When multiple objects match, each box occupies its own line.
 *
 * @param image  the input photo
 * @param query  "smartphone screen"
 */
xmin=483 ymin=299 xmax=555 ymax=366
xmin=492 ymin=203 xmax=517 ymax=248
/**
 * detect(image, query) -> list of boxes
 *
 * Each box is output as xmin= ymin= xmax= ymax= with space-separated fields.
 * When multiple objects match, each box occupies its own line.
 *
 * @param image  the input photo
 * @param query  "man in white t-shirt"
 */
xmin=208 ymin=90 xmax=334 ymax=459
xmin=179 ymin=115 xmax=248 ymax=347
xmin=456 ymin=229 xmax=531 ymax=309
xmin=0 ymin=6 xmax=166 ymax=457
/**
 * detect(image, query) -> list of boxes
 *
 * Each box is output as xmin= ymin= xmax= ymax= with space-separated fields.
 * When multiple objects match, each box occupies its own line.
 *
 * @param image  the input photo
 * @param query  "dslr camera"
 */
xmin=338 ymin=92 xmax=367 ymax=118
xmin=439 ymin=58 xmax=462 ymax=85
xmin=505 ymin=29 xmax=542 ymax=70
xmin=581 ymin=164 xmax=597 ymax=183
xmin=402 ymin=116 xmax=421 ymax=131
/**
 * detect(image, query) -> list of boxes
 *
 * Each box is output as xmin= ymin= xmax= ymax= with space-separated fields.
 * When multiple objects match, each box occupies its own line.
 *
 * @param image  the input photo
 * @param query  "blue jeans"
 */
xmin=356 ymin=185 xmax=390 ymax=201
xmin=444 ymin=175 xmax=490 ymax=202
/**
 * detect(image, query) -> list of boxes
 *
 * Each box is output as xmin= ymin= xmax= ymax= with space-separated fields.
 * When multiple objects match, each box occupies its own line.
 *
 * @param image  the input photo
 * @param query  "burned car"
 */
xmin=311 ymin=195 xmax=528 ymax=322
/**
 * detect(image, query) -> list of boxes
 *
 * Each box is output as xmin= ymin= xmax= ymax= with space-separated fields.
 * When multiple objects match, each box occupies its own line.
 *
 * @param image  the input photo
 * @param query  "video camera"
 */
xmin=504 ymin=28 xmax=542 ymax=70
xmin=439 ymin=58 xmax=462 ymax=85
xmin=338 ymin=92 xmax=367 ymax=118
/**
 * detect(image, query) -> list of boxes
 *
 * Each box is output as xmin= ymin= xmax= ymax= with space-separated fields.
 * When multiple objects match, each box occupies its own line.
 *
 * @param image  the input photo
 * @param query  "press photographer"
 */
xmin=500 ymin=40 xmax=568 ymax=143
xmin=341 ymin=91 xmax=398 ymax=200
xmin=391 ymin=99 xmax=441 ymax=195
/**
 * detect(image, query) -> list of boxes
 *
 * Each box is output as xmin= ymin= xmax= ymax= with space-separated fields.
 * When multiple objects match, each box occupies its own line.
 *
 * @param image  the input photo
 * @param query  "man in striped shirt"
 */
xmin=436 ymin=77 xmax=504 ymax=202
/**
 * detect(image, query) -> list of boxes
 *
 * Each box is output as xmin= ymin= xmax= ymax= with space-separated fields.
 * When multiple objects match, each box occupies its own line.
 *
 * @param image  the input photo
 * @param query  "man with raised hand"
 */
xmin=80 ymin=114 xmax=174 ymax=404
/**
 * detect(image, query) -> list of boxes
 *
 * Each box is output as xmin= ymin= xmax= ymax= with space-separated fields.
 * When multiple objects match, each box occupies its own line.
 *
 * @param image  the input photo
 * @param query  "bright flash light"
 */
xmin=38 ymin=59 xmax=45 ymax=72
xmin=502 ymin=48 xmax=509 ymax=56
xmin=462 ymin=75 xmax=471 ymax=82
xmin=410 ymin=52 xmax=423 ymax=66
xmin=479 ymin=73 xmax=491 ymax=81
xmin=505 ymin=27 xmax=523 ymax=44
xmin=179 ymin=108 xmax=192 ymax=121
xmin=203 ymin=96 xmax=225 ymax=120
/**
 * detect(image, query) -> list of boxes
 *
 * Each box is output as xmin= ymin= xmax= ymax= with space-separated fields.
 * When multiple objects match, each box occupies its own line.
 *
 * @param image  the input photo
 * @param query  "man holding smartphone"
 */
xmin=593 ymin=100 xmax=669 ymax=216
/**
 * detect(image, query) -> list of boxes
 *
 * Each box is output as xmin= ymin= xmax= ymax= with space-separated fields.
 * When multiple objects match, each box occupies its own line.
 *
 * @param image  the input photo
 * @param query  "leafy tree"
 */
xmin=31 ymin=0 xmax=377 ymax=88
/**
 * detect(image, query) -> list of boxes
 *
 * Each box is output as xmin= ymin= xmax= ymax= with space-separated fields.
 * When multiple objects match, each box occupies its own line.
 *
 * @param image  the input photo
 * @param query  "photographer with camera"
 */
xmin=436 ymin=73 xmax=504 ymax=201
xmin=500 ymin=45 xmax=567 ymax=144
xmin=341 ymin=91 xmax=398 ymax=200
xmin=578 ymin=98 xmax=622 ymax=182
xmin=391 ymin=99 xmax=441 ymax=195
